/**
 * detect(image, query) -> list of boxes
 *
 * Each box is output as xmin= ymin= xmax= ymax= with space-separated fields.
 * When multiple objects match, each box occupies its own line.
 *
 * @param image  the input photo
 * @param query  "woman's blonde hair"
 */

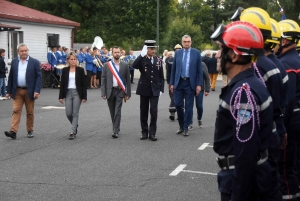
xmin=65 ymin=52 xmax=79 ymax=67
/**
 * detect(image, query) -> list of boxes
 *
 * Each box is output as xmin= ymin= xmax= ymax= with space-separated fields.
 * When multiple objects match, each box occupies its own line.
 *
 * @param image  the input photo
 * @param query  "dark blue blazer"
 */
xmin=55 ymin=51 xmax=63 ymax=65
xmin=170 ymin=48 xmax=203 ymax=90
xmin=7 ymin=56 xmax=42 ymax=101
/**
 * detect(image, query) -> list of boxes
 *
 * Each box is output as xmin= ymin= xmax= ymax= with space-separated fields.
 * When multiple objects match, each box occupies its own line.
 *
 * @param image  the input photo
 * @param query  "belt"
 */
xmin=216 ymin=149 xmax=268 ymax=170
xmin=112 ymin=86 xmax=120 ymax=90
xmin=180 ymin=77 xmax=190 ymax=80
xmin=17 ymin=87 xmax=27 ymax=89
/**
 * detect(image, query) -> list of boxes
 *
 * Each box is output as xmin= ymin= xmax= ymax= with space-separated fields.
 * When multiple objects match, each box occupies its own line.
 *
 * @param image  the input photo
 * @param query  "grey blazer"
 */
xmin=101 ymin=61 xmax=131 ymax=99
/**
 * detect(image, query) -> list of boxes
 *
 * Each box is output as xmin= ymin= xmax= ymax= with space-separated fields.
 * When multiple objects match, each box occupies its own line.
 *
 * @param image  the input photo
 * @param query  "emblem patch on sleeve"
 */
xmin=237 ymin=110 xmax=251 ymax=124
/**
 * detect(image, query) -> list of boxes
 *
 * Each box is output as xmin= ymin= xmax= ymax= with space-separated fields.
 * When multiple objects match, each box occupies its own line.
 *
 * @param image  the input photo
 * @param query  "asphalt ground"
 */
xmin=0 ymin=78 xmax=222 ymax=201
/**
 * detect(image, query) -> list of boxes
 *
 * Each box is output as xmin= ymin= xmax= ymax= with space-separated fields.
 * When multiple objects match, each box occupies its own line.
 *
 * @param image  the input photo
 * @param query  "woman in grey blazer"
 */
xmin=59 ymin=52 xmax=87 ymax=140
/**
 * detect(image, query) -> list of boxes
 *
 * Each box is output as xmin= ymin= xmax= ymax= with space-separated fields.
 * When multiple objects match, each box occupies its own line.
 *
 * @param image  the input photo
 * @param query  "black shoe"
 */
xmin=112 ymin=133 xmax=118 ymax=138
xmin=149 ymin=135 xmax=157 ymax=141
xmin=4 ymin=131 xmax=16 ymax=139
xmin=176 ymin=128 xmax=184 ymax=134
xmin=183 ymin=130 xmax=189 ymax=137
xmin=211 ymin=88 xmax=215 ymax=91
xmin=169 ymin=112 xmax=175 ymax=121
xmin=27 ymin=131 xmax=34 ymax=138
xmin=140 ymin=134 xmax=148 ymax=140
xmin=69 ymin=133 xmax=75 ymax=140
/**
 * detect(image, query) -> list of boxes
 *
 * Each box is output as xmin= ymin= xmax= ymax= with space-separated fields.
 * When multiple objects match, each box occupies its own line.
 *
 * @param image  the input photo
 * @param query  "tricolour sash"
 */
xmin=107 ymin=61 xmax=126 ymax=93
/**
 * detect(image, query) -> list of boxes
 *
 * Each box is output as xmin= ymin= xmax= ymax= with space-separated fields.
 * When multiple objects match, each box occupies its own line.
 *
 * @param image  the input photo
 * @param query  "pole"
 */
xmin=156 ymin=0 xmax=159 ymax=55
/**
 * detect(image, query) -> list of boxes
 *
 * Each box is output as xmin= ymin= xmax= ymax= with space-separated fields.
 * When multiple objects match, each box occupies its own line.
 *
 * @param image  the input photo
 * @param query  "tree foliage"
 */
xmin=8 ymin=0 xmax=300 ymax=54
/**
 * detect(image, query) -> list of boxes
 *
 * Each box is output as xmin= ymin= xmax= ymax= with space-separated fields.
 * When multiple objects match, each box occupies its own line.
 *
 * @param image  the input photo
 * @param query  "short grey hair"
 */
xmin=17 ymin=43 xmax=29 ymax=51
xmin=182 ymin=35 xmax=191 ymax=41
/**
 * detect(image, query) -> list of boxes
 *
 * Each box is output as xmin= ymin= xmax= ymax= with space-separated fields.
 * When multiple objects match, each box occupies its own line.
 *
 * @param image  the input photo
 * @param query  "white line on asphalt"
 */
xmin=182 ymin=170 xmax=217 ymax=176
xmin=198 ymin=143 xmax=211 ymax=150
xmin=169 ymin=164 xmax=187 ymax=176
xmin=41 ymin=106 xmax=65 ymax=109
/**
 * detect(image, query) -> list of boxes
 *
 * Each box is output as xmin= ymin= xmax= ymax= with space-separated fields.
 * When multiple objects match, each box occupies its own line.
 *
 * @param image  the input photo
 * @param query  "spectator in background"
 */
xmin=202 ymin=51 xmax=211 ymax=66
xmin=124 ymin=50 xmax=136 ymax=84
xmin=55 ymin=45 xmax=64 ymax=65
xmin=0 ymin=48 xmax=7 ymax=100
xmin=166 ymin=44 xmax=182 ymax=121
xmin=207 ymin=52 xmax=218 ymax=91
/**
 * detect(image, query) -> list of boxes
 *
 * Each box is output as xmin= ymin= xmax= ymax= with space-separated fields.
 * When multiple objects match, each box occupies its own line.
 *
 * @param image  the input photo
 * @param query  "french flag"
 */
xmin=107 ymin=61 xmax=126 ymax=93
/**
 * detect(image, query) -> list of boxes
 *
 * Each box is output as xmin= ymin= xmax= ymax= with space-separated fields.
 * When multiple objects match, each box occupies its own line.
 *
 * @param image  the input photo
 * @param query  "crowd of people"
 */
xmin=3 ymin=5 xmax=300 ymax=200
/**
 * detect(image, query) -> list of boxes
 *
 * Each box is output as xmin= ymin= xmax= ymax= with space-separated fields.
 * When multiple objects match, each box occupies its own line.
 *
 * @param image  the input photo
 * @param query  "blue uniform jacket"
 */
xmin=55 ymin=51 xmax=63 ymax=65
xmin=131 ymin=55 xmax=164 ymax=96
xmin=214 ymin=67 xmax=273 ymax=200
xmin=277 ymin=48 xmax=300 ymax=127
xmin=85 ymin=53 xmax=94 ymax=72
xmin=7 ymin=56 xmax=42 ymax=101
xmin=256 ymin=56 xmax=284 ymax=140
xmin=61 ymin=52 xmax=67 ymax=64
xmin=170 ymin=48 xmax=203 ymax=90
xmin=77 ymin=52 xmax=85 ymax=64
xmin=47 ymin=52 xmax=57 ymax=67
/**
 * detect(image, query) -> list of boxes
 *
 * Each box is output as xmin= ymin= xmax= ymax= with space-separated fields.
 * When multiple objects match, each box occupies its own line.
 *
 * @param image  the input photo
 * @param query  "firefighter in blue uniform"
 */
xmin=131 ymin=40 xmax=164 ymax=141
xmin=166 ymin=44 xmax=182 ymax=120
xmin=276 ymin=19 xmax=300 ymax=201
xmin=231 ymin=7 xmax=286 ymax=200
xmin=211 ymin=21 xmax=273 ymax=200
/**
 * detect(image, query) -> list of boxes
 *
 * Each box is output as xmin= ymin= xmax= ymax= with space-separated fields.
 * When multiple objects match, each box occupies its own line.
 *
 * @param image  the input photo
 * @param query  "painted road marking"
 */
xmin=169 ymin=164 xmax=187 ymax=176
xmin=198 ymin=143 xmax=213 ymax=150
xmin=170 ymin=164 xmax=217 ymax=176
xmin=41 ymin=106 xmax=65 ymax=109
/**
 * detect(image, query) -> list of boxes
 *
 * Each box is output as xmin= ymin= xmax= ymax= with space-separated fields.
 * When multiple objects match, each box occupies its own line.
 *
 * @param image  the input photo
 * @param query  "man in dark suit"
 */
xmin=131 ymin=40 xmax=165 ymax=141
xmin=101 ymin=46 xmax=131 ymax=138
xmin=4 ymin=43 xmax=42 ymax=139
xmin=170 ymin=35 xmax=203 ymax=136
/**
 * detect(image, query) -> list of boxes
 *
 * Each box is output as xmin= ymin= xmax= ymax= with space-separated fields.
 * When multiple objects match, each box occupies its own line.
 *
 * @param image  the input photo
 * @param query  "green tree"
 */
xmin=162 ymin=17 xmax=203 ymax=51
xmin=8 ymin=0 xmax=177 ymax=52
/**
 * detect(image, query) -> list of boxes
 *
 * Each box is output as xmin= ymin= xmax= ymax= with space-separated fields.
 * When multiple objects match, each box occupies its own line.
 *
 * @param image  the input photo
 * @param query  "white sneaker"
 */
xmin=188 ymin=125 xmax=193 ymax=130
xmin=1 ymin=96 xmax=7 ymax=100
xmin=0 ymin=97 xmax=4 ymax=100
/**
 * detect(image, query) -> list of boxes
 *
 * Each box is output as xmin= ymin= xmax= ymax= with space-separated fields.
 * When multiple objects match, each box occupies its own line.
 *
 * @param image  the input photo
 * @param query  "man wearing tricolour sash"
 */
xmin=101 ymin=46 xmax=131 ymax=138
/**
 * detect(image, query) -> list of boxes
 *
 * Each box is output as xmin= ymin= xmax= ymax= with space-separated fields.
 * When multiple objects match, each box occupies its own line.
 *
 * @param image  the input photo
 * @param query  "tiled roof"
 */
xmin=0 ymin=23 xmax=21 ymax=31
xmin=0 ymin=0 xmax=80 ymax=27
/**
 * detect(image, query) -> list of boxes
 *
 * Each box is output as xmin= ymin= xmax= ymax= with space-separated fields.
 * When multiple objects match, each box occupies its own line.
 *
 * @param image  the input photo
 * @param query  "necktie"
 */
xmin=182 ymin=50 xmax=188 ymax=78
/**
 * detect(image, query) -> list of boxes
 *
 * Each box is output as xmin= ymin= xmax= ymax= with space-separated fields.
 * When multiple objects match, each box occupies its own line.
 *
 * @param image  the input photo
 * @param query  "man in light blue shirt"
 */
xmin=17 ymin=56 xmax=29 ymax=87
xmin=4 ymin=43 xmax=41 ymax=140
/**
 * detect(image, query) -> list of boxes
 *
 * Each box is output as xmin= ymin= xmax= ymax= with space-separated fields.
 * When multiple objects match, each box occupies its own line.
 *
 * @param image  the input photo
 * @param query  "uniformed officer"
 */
xmin=166 ymin=44 xmax=182 ymax=121
xmin=231 ymin=7 xmax=286 ymax=200
xmin=131 ymin=40 xmax=164 ymax=141
xmin=211 ymin=21 xmax=273 ymax=200
xmin=276 ymin=19 xmax=300 ymax=201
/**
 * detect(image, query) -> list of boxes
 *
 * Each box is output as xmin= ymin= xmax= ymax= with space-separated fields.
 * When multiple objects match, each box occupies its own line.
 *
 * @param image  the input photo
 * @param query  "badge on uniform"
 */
xmin=237 ymin=109 xmax=251 ymax=124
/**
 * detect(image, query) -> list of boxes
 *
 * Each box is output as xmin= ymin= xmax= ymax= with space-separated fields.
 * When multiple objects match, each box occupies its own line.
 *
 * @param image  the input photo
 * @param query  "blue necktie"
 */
xmin=181 ymin=50 xmax=188 ymax=78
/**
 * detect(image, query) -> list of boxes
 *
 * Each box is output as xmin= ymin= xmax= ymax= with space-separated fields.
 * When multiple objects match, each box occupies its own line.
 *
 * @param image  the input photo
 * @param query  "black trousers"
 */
xmin=140 ymin=95 xmax=159 ymax=136
xmin=86 ymin=70 xmax=92 ymax=87
xmin=278 ymin=111 xmax=300 ymax=200
xmin=130 ymin=70 xmax=134 ymax=83
xmin=97 ymin=71 xmax=102 ymax=86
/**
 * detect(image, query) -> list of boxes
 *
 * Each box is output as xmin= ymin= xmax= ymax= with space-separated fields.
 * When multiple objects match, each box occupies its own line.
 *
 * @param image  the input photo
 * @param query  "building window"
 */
xmin=7 ymin=31 xmax=23 ymax=59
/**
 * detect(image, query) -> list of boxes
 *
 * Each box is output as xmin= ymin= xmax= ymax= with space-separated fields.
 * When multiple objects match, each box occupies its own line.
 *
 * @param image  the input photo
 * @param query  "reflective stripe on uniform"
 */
xmin=220 ymin=96 xmax=272 ymax=112
xmin=294 ymin=108 xmax=300 ymax=112
xmin=282 ymin=192 xmax=300 ymax=199
xmin=282 ymin=74 xmax=289 ymax=84
xmin=263 ymin=68 xmax=281 ymax=81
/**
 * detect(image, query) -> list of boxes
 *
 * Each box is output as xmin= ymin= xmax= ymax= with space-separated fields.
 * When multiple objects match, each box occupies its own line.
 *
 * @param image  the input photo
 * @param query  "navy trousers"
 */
xmin=174 ymin=79 xmax=194 ymax=131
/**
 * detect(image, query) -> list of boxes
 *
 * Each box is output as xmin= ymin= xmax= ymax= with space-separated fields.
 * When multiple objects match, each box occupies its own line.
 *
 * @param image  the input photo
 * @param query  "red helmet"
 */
xmin=211 ymin=21 xmax=265 ymax=56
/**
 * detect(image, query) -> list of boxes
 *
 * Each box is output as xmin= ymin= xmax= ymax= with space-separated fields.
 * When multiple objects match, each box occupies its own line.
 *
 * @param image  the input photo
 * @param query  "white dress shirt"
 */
xmin=17 ymin=56 xmax=29 ymax=87
xmin=113 ymin=63 xmax=120 ymax=87
xmin=68 ymin=72 xmax=76 ymax=89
